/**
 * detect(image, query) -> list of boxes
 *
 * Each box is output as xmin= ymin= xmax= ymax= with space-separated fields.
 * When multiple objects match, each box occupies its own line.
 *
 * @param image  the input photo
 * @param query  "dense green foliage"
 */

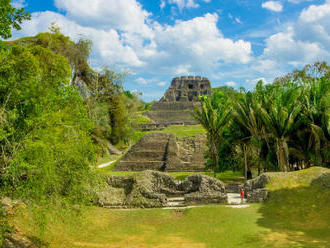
xmin=0 ymin=6 xmax=147 ymax=241
xmin=0 ymin=43 xmax=96 ymax=202
xmin=194 ymin=64 xmax=330 ymax=177
xmin=0 ymin=0 xmax=30 ymax=40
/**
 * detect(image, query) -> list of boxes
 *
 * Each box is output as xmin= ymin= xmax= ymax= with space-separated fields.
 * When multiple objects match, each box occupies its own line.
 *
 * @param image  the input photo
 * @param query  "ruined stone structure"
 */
xmin=114 ymin=132 xmax=207 ymax=172
xmin=97 ymin=171 xmax=227 ymax=208
xmin=143 ymin=76 xmax=212 ymax=126
xmin=160 ymin=76 xmax=212 ymax=102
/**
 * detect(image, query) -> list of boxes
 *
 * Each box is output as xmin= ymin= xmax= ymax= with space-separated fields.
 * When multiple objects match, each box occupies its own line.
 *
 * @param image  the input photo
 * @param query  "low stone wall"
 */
xmin=181 ymin=174 xmax=227 ymax=204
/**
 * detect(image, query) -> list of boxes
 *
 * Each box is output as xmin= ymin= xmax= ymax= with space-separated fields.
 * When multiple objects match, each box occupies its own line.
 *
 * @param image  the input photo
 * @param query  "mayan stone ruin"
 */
xmin=143 ymin=76 xmax=212 ymax=127
xmin=114 ymin=76 xmax=212 ymax=172
xmin=114 ymin=132 xmax=207 ymax=171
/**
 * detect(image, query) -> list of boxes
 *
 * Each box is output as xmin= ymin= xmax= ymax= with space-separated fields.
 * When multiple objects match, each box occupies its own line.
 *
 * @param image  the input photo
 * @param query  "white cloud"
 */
xmin=160 ymin=0 xmax=166 ymax=9
xmin=152 ymin=13 xmax=252 ymax=70
xmin=168 ymin=0 xmax=199 ymax=10
xmin=14 ymin=11 xmax=144 ymax=68
xmin=252 ymin=59 xmax=277 ymax=73
xmin=11 ymin=0 xmax=27 ymax=8
xmin=13 ymin=10 xmax=251 ymax=75
xmin=262 ymin=1 xmax=283 ymax=12
xmin=288 ymin=0 xmax=313 ymax=3
xmin=235 ymin=17 xmax=243 ymax=24
xmin=263 ymin=27 xmax=326 ymax=65
xmin=54 ymin=0 xmax=153 ymax=38
xmin=228 ymin=13 xmax=243 ymax=24
xmin=225 ymin=81 xmax=236 ymax=87
xmin=157 ymin=81 xmax=167 ymax=86
xmin=135 ymin=77 xmax=148 ymax=85
xmin=260 ymin=0 xmax=330 ymax=67
xmin=249 ymin=78 xmax=271 ymax=85
xmin=299 ymin=0 xmax=330 ymax=23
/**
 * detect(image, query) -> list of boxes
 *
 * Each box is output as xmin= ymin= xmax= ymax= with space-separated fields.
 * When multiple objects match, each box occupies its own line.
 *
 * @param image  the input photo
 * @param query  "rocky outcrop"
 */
xmin=114 ymin=133 xmax=207 ymax=172
xmin=97 ymin=171 xmax=227 ymax=208
xmin=2 ymin=233 xmax=39 ymax=248
xmin=244 ymin=174 xmax=269 ymax=192
xmin=246 ymin=188 xmax=268 ymax=203
xmin=180 ymin=174 xmax=227 ymax=204
xmin=244 ymin=174 xmax=270 ymax=203
xmin=1 ymin=198 xmax=41 ymax=248
xmin=97 ymin=171 xmax=180 ymax=208
xmin=313 ymin=172 xmax=330 ymax=188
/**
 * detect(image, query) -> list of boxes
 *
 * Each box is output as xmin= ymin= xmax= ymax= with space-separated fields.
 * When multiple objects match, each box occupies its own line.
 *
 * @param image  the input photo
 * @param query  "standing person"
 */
xmin=240 ymin=188 xmax=245 ymax=203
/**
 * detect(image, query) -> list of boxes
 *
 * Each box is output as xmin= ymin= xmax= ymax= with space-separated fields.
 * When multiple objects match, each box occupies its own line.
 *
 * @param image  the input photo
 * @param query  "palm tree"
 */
xmin=301 ymin=78 xmax=330 ymax=166
xmin=260 ymin=84 xmax=303 ymax=171
xmin=192 ymin=96 xmax=231 ymax=177
xmin=233 ymin=90 xmax=267 ymax=180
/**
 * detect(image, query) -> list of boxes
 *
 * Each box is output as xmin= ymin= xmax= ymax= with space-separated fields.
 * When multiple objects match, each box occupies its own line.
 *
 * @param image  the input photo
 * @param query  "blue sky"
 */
xmin=10 ymin=0 xmax=330 ymax=101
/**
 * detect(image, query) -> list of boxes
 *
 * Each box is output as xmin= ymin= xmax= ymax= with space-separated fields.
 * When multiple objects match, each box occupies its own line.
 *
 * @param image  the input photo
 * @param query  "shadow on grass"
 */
xmin=256 ymin=173 xmax=330 ymax=247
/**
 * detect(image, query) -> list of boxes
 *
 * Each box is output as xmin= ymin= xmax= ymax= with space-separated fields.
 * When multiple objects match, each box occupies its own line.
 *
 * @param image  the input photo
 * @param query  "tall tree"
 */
xmin=193 ymin=95 xmax=231 ymax=177
xmin=260 ymin=84 xmax=303 ymax=171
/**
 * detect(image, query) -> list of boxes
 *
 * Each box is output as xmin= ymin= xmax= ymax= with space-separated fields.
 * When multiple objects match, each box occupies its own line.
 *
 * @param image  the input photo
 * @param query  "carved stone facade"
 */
xmin=160 ymin=76 xmax=212 ymax=102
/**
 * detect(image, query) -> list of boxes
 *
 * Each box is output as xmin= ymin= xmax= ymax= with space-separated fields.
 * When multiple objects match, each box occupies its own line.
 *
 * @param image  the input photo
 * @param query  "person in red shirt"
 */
xmin=240 ymin=188 xmax=245 ymax=202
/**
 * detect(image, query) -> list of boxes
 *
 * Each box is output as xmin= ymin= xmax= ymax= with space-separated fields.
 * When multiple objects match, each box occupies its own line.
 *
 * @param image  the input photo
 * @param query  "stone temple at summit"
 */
xmin=160 ymin=76 xmax=212 ymax=102
xmin=144 ymin=76 xmax=212 ymax=126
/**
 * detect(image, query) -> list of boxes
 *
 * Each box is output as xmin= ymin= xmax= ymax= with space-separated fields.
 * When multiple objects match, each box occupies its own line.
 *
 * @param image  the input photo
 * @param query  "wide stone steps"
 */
xmin=225 ymin=183 xmax=242 ymax=193
xmin=166 ymin=197 xmax=186 ymax=207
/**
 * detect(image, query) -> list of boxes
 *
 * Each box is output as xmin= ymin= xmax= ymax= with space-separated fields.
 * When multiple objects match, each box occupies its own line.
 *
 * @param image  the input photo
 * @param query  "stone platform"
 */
xmin=114 ymin=132 xmax=207 ymax=172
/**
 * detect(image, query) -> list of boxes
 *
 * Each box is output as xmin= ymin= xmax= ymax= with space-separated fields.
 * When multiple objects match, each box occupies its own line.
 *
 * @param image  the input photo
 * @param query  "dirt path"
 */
xmin=97 ymin=160 xmax=115 ymax=168
xmin=227 ymin=193 xmax=247 ymax=205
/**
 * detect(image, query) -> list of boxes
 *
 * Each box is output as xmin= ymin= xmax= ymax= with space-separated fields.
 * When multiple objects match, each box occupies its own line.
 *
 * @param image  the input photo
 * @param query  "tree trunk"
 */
xmin=276 ymin=139 xmax=289 ymax=172
xmin=210 ymin=138 xmax=218 ymax=178
xmin=213 ymin=146 xmax=218 ymax=178
xmin=243 ymin=144 xmax=248 ymax=182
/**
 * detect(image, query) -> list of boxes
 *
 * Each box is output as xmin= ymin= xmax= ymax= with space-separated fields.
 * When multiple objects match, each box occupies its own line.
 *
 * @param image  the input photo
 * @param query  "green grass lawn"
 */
xmin=158 ymin=124 xmax=206 ymax=138
xmin=12 ymin=167 xmax=330 ymax=248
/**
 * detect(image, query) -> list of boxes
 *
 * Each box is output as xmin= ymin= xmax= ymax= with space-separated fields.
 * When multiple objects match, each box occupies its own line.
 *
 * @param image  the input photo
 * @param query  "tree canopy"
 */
xmin=0 ymin=0 xmax=30 ymax=40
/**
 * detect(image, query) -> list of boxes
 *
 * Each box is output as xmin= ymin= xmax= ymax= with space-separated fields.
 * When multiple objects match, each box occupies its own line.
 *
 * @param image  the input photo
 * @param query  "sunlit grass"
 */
xmin=158 ymin=124 xmax=206 ymax=138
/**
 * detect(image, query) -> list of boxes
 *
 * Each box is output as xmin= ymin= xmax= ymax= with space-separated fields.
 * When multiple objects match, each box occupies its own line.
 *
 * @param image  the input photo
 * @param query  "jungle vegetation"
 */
xmin=195 ymin=62 xmax=330 ymax=179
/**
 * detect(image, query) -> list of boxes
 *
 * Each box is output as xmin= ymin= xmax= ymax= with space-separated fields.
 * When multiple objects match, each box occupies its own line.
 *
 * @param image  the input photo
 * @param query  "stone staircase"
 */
xmin=165 ymin=197 xmax=186 ymax=208
xmin=225 ymin=183 xmax=242 ymax=193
